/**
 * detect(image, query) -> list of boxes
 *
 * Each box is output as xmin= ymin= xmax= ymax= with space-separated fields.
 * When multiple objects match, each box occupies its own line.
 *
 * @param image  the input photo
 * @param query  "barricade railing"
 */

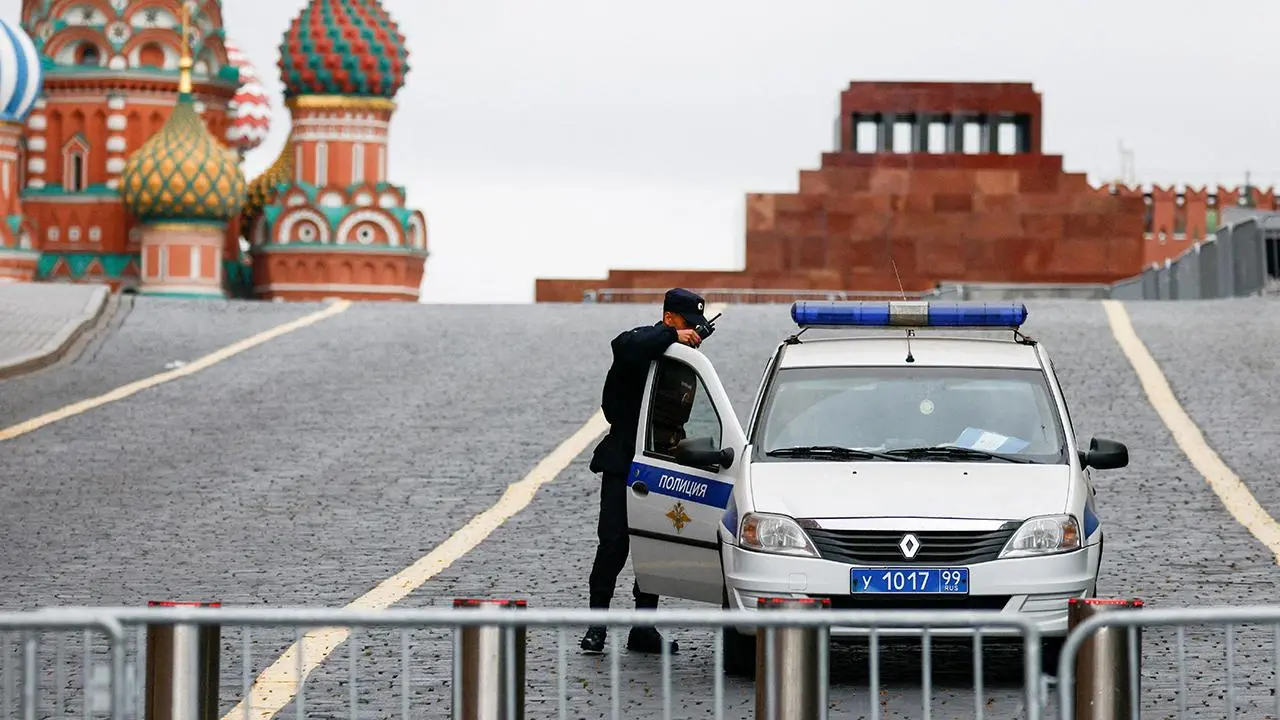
xmin=0 ymin=611 xmax=128 ymax=720
xmin=0 ymin=605 xmax=1047 ymax=720
xmin=1058 ymin=605 xmax=1280 ymax=720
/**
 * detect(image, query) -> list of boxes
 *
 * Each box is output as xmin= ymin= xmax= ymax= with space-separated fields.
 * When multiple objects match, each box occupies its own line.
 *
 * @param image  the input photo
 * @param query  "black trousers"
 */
xmin=587 ymin=471 xmax=660 ymax=610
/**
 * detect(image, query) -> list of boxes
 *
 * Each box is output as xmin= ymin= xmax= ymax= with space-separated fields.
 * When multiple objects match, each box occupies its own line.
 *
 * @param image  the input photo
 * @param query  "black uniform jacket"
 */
xmin=588 ymin=322 xmax=679 ymax=476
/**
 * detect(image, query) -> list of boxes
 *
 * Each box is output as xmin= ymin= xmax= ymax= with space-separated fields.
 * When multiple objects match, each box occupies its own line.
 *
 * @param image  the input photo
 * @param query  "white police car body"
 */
xmin=623 ymin=300 xmax=1128 ymax=672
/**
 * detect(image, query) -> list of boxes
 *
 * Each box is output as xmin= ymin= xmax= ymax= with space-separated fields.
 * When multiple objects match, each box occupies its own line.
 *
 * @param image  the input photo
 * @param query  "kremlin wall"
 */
xmin=535 ymin=82 xmax=1278 ymax=302
xmin=0 ymin=0 xmax=427 ymax=301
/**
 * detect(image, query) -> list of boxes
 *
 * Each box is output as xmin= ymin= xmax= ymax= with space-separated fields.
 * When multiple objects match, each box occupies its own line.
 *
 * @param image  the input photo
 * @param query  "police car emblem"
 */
xmin=666 ymin=502 xmax=691 ymax=533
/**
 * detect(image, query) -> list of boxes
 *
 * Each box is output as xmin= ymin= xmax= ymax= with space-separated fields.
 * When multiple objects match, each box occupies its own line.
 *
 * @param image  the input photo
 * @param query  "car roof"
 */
xmin=776 ymin=333 xmax=1045 ymax=370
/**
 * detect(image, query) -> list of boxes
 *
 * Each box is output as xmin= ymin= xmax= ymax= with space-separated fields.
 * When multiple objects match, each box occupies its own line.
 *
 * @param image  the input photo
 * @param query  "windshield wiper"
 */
xmin=885 ymin=445 xmax=1032 ymax=464
xmin=766 ymin=445 xmax=907 ymax=462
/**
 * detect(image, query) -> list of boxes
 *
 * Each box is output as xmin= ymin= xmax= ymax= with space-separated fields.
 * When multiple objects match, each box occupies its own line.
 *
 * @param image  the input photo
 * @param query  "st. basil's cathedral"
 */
xmin=0 ymin=0 xmax=428 ymax=302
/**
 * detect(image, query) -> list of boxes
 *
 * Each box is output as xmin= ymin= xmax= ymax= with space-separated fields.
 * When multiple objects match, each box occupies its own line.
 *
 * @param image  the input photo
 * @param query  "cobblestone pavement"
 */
xmin=0 ymin=282 xmax=107 ymax=378
xmin=0 ymin=295 xmax=324 ymax=422
xmin=1 ymin=298 xmax=1278 ymax=718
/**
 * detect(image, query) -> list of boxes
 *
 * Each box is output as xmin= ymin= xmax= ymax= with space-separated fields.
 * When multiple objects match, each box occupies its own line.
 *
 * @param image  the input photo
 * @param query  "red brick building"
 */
xmin=535 ymin=82 xmax=1172 ymax=302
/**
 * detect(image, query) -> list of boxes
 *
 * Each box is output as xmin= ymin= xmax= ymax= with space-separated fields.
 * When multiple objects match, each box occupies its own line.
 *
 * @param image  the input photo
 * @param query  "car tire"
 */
xmin=1041 ymin=637 xmax=1065 ymax=677
xmin=721 ymin=625 xmax=757 ymax=678
xmin=719 ymin=581 xmax=756 ymax=678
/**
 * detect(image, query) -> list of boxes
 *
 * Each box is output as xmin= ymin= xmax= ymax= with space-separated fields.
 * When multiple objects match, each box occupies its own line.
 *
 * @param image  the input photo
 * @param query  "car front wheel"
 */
xmin=720 ymin=586 xmax=756 ymax=678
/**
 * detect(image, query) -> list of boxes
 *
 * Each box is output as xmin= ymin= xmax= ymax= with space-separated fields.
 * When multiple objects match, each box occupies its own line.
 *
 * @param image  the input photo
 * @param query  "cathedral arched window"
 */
xmin=76 ymin=43 xmax=101 ymax=66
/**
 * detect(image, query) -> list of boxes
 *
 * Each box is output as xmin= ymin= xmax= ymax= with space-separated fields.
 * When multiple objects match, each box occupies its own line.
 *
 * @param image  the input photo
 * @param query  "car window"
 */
xmin=753 ymin=365 xmax=1068 ymax=464
xmin=646 ymin=357 xmax=723 ymax=462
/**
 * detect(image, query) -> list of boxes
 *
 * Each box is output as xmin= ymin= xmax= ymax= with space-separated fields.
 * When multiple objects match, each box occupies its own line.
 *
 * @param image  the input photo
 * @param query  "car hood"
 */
xmin=748 ymin=461 xmax=1071 ymax=521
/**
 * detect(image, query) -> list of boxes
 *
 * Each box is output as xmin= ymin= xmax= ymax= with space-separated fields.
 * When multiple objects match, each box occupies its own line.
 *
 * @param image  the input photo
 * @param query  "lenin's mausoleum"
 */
xmin=535 ymin=82 xmax=1278 ymax=302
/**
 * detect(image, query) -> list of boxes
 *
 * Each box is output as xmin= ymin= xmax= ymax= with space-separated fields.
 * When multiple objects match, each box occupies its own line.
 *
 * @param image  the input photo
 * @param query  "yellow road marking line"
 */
xmin=221 ymin=410 xmax=611 ymax=720
xmin=0 ymin=300 xmax=353 ymax=443
xmin=223 ymin=301 xmax=729 ymax=720
xmin=1102 ymin=299 xmax=1280 ymax=564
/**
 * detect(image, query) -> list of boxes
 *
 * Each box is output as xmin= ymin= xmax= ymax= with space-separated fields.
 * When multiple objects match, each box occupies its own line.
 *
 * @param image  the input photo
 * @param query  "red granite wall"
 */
xmin=535 ymin=81 xmax=1149 ymax=302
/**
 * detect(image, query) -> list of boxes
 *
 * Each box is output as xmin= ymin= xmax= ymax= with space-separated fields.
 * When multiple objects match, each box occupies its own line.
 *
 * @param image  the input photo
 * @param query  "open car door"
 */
xmin=626 ymin=343 xmax=746 ymax=605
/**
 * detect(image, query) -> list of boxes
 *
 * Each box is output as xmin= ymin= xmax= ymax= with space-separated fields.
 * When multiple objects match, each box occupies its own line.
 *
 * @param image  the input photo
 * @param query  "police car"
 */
xmin=623 ymin=300 xmax=1128 ymax=676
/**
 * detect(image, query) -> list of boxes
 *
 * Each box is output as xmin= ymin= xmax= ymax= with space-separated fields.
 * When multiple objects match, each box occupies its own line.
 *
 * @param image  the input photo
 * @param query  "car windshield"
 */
xmin=753 ymin=365 xmax=1068 ymax=464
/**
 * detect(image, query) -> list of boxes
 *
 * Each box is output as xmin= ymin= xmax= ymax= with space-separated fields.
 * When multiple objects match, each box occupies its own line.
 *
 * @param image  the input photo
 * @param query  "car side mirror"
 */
xmin=1080 ymin=437 xmax=1128 ymax=470
xmin=674 ymin=437 xmax=735 ymax=471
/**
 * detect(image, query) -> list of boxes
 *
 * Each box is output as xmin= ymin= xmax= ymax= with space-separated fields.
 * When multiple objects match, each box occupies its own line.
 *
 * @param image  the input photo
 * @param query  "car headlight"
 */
xmin=999 ymin=514 xmax=1082 ymax=559
xmin=739 ymin=512 xmax=819 ymax=558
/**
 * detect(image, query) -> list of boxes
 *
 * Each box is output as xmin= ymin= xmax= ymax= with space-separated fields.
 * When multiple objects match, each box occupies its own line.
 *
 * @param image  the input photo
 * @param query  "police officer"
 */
xmin=580 ymin=288 xmax=713 ymax=654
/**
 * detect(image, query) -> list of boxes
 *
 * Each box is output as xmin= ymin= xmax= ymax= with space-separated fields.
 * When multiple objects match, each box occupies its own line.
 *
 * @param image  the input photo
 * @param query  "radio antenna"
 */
xmin=889 ymin=254 xmax=915 ymax=363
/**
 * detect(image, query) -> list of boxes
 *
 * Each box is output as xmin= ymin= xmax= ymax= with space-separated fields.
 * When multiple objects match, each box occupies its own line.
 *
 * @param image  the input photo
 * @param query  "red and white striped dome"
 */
xmin=224 ymin=40 xmax=272 ymax=155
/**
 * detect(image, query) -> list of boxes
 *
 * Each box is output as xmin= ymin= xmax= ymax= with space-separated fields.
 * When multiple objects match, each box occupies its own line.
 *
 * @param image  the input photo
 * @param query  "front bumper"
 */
xmin=722 ymin=541 xmax=1101 ymax=639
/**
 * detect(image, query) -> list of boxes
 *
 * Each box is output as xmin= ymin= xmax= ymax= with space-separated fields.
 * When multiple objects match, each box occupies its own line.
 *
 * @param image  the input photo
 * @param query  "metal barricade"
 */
xmin=0 ymin=611 xmax=128 ymax=720
xmin=1058 ymin=605 xmax=1280 ymax=720
xmin=4 ymin=605 xmax=1047 ymax=720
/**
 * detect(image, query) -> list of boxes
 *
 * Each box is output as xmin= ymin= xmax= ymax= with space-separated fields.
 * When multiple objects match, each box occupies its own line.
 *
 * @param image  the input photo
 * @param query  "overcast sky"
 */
xmin=10 ymin=0 xmax=1280 ymax=303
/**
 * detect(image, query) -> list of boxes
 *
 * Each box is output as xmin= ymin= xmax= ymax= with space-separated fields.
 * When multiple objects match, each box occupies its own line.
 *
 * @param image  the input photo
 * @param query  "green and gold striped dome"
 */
xmin=122 ymin=96 xmax=248 ymax=224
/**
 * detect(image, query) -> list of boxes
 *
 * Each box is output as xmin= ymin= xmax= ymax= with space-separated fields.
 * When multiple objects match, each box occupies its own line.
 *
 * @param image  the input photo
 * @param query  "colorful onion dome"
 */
xmin=278 ymin=0 xmax=410 ymax=99
xmin=122 ymin=94 xmax=248 ymax=224
xmin=0 ymin=17 xmax=43 ymax=124
xmin=241 ymin=135 xmax=295 ymax=223
xmin=224 ymin=40 xmax=272 ymax=154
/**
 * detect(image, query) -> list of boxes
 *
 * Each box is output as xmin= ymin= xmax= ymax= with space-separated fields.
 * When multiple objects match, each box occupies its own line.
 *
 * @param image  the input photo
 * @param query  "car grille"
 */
xmin=805 ymin=525 xmax=1019 ymax=566
xmin=811 ymin=594 xmax=1013 ymax=612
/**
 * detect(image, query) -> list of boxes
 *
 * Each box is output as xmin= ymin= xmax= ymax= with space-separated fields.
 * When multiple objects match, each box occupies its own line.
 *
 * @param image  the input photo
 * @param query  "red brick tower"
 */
xmin=120 ymin=7 xmax=247 ymax=298
xmin=248 ymin=0 xmax=428 ymax=302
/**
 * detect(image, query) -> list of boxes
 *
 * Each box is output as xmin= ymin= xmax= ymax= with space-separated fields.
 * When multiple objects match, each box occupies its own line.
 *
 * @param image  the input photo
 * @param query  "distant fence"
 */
xmin=934 ymin=217 xmax=1276 ymax=302
xmin=582 ymin=288 xmax=937 ymax=303
xmin=581 ymin=217 xmax=1277 ymax=304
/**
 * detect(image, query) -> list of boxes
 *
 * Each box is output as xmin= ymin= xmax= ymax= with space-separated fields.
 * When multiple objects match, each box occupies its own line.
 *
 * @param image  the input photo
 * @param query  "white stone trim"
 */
xmin=315 ymin=141 xmax=327 ymax=186
xmin=276 ymin=208 xmax=332 ymax=244
xmin=336 ymin=209 xmax=401 ymax=247
xmin=408 ymin=214 xmax=426 ymax=249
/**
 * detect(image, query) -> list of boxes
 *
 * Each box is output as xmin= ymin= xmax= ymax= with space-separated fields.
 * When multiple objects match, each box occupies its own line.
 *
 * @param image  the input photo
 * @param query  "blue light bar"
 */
xmin=790 ymin=301 xmax=1028 ymax=329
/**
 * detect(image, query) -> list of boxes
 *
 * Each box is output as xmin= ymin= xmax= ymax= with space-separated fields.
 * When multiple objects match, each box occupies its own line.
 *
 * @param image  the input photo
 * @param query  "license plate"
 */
xmin=850 ymin=568 xmax=969 ymax=594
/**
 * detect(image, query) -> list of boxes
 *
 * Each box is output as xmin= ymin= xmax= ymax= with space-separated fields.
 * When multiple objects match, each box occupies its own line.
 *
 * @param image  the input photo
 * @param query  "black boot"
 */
xmin=580 ymin=625 xmax=607 ymax=654
xmin=626 ymin=626 xmax=679 ymax=654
